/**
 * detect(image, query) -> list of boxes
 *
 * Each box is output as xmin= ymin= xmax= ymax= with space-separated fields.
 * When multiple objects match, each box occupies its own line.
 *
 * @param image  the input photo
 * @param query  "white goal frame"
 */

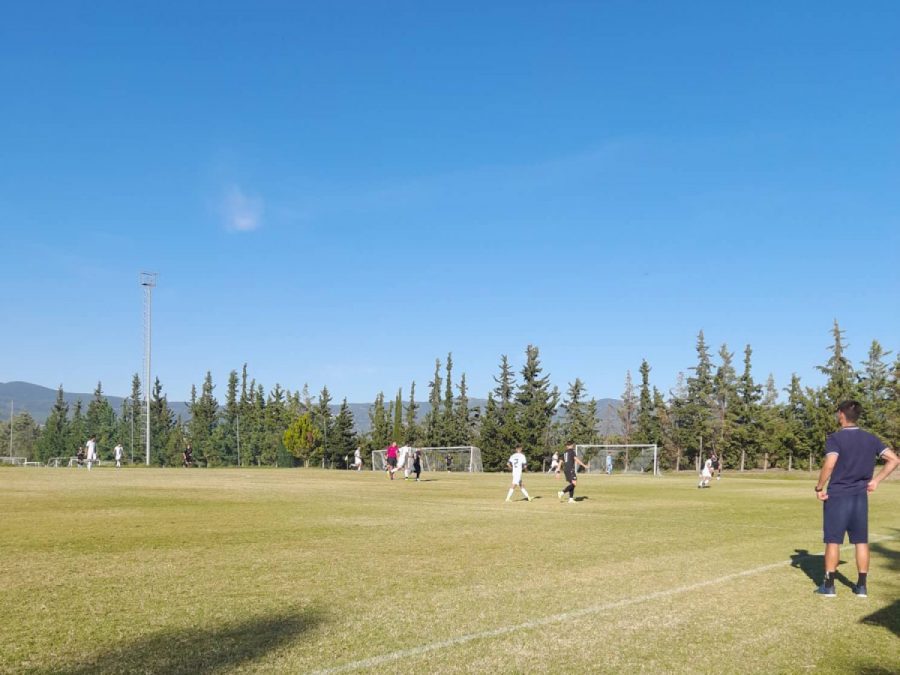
xmin=575 ymin=444 xmax=659 ymax=476
xmin=371 ymin=446 xmax=483 ymax=473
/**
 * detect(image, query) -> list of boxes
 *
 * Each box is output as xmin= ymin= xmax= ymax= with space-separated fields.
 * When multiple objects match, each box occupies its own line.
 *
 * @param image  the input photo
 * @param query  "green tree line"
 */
xmin=5 ymin=322 xmax=898 ymax=471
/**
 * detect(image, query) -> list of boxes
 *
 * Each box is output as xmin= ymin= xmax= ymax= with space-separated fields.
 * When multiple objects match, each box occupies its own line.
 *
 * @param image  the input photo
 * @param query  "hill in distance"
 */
xmin=0 ymin=381 xmax=623 ymax=435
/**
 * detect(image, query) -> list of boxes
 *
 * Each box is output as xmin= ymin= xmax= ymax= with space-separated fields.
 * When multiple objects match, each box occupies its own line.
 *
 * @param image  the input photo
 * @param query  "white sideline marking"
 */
xmin=312 ymin=536 xmax=894 ymax=674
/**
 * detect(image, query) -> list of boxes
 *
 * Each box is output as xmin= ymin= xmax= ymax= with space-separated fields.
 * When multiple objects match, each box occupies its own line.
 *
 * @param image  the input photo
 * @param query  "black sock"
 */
xmin=857 ymin=572 xmax=867 ymax=586
xmin=570 ymin=487 xmax=576 ymax=499
xmin=824 ymin=572 xmax=835 ymax=588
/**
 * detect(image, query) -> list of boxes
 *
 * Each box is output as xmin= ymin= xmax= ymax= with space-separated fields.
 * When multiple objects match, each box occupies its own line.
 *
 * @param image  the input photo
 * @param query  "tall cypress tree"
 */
xmin=515 ymin=345 xmax=559 ymax=469
xmin=369 ymin=392 xmax=391 ymax=452
xmin=149 ymin=378 xmax=175 ymax=465
xmin=561 ymin=378 xmax=593 ymax=444
xmin=37 ymin=385 xmax=69 ymax=462
xmin=392 ymin=389 xmax=403 ymax=444
xmin=404 ymin=382 xmax=419 ymax=444
xmin=732 ymin=345 xmax=763 ymax=470
xmin=441 ymin=353 xmax=454 ymax=444
xmin=618 ymin=371 xmax=638 ymax=444
xmin=315 ymin=386 xmax=335 ymax=464
xmin=332 ymin=399 xmax=358 ymax=465
xmin=859 ymin=340 xmax=891 ymax=438
xmin=85 ymin=382 xmax=117 ymax=458
xmin=189 ymin=372 xmax=219 ymax=466
xmin=452 ymin=373 xmax=471 ymax=445
xmin=635 ymin=360 xmax=656 ymax=444
xmin=712 ymin=344 xmax=739 ymax=467
xmin=424 ymin=358 xmax=442 ymax=446
xmin=817 ymin=320 xmax=857 ymax=406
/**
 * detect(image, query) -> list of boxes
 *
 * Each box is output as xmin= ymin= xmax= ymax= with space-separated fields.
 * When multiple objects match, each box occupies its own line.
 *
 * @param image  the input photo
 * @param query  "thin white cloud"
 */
xmin=222 ymin=185 xmax=264 ymax=232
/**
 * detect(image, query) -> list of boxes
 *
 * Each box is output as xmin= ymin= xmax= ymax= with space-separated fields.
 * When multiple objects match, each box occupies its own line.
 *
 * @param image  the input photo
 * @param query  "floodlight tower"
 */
xmin=140 ymin=272 xmax=158 ymax=466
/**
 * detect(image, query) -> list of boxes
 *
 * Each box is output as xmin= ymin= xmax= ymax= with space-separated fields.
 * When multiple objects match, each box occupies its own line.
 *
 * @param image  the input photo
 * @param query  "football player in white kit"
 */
xmin=85 ymin=435 xmax=98 ymax=471
xmin=397 ymin=444 xmax=412 ymax=479
xmin=698 ymin=456 xmax=713 ymax=488
xmin=506 ymin=446 xmax=532 ymax=502
xmin=353 ymin=447 xmax=363 ymax=471
xmin=114 ymin=442 xmax=124 ymax=468
xmin=547 ymin=451 xmax=560 ymax=474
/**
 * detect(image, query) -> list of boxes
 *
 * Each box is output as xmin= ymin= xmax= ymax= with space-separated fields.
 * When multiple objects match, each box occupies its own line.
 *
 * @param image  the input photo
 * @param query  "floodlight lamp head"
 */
xmin=139 ymin=271 xmax=158 ymax=287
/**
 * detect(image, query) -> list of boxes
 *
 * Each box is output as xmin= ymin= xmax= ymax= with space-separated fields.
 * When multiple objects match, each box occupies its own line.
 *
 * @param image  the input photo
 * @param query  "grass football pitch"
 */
xmin=1 ymin=467 xmax=898 ymax=674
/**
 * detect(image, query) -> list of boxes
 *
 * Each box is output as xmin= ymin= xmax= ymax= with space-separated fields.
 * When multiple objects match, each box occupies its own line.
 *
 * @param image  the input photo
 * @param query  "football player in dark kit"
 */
xmin=814 ymin=401 xmax=898 ymax=597
xmin=413 ymin=449 xmax=422 ymax=481
xmin=557 ymin=441 xmax=589 ymax=503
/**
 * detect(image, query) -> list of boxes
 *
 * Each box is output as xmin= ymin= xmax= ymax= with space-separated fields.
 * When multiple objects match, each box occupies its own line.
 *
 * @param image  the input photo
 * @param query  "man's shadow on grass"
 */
xmin=53 ymin=607 xmax=323 ymax=675
xmin=859 ymin=534 xmax=900 ymax=638
xmin=574 ymin=496 xmax=589 ymax=502
xmin=789 ymin=549 xmax=852 ymax=589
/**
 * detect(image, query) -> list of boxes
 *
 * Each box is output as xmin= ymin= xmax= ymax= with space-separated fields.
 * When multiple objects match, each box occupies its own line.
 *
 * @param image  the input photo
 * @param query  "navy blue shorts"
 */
xmin=823 ymin=494 xmax=868 ymax=544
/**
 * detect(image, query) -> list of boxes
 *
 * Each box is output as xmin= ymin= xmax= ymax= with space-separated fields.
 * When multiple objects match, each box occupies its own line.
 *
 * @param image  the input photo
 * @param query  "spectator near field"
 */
xmin=412 ymin=449 xmax=422 ymax=481
xmin=445 ymin=453 xmax=452 ymax=471
xmin=698 ymin=456 xmax=713 ymax=489
xmin=386 ymin=442 xmax=399 ymax=479
xmin=814 ymin=400 xmax=899 ymax=598
xmin=85 ymin=435 xmax=98 ymax=471
xmin=353 ymin=447 xmax=363 ymax=471
xmin=605 ymin=452 xmax=613 ymax=475
xmin=114 ymin=442 xmax=124 ymax=469
xmin=547 ymin=451 xmax=559 ymax=475
xmin=505 ymin=446 xmax=532 ymax=502
xmin=558 ymin=441 xmax=588 ymax=503
xmin=76 ymin=446 xmax=86 ymax=468
xmin=711 ymin=452 xmax=721 ymax=480
xmin=182 ymin=442 xmax=194 ymax=468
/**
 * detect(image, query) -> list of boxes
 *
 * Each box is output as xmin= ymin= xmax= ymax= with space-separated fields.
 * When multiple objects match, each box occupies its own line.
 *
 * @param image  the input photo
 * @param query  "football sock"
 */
xmin=507 ymin=489 xmax=514 ymax=500
xmin=857 ymin=572 xmax=867 ymax=586
xmin=521 ymin=488 xmax=530 ymax=499
xmin=824 ymin=572 xmax=835 ymax=588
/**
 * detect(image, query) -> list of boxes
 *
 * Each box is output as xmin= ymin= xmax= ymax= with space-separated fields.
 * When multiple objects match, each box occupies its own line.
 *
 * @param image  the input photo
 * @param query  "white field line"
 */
xmin=312 ymin=535 xmax=894 ymax=675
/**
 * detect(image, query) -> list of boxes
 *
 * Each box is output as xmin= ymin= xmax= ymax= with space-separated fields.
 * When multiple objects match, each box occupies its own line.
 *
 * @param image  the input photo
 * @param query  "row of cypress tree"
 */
xmin=6 ymin=321 xmax=897 ymax=472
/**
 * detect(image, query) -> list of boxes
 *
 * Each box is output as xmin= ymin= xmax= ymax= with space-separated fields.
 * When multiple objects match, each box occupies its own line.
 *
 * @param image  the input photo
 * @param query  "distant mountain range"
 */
xmin=0 ymin=381 xmax=623 ymax=434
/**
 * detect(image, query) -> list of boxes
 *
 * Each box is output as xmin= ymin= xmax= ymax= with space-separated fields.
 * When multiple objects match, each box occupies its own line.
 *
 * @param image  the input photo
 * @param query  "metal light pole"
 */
xmin=129 ymin=397 xmax=135 ymax=465
xmin=140 ymin=272 xmax=158 ymax=466
xmin=236 ymin=415 xmax=241 ymax=467
xmin=8 ymin=401 xmax=13 ymax=458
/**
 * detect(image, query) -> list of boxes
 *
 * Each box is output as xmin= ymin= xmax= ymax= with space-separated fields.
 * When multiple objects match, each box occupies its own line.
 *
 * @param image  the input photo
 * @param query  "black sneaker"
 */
xmin=852 ymin=584 xmax=867 ymax=598
xmin=815 ymin=584 xmax=836 ymax=597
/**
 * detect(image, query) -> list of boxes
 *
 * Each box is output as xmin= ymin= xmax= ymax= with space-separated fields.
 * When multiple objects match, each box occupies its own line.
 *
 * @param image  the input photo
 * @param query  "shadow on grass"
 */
xmin=49 ymin=607 xmax=323 ymax=675
xmin=789 ymin=549 xmax=852 ymax=589
xmin=574 ymin=496 xmax=589 ymax=502
xmin=860 ymin=599 xmax=900 ymax=638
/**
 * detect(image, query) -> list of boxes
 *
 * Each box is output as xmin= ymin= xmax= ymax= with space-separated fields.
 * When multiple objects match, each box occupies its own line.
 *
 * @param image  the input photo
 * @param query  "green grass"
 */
xmin=1 ymin=467 xmax=898 ymax=674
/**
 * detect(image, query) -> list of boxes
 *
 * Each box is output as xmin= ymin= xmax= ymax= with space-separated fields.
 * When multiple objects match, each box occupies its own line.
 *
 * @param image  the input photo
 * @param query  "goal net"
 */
xmin=371 ymin=446 xmax=483 ymax=473
xmin=575 ymin=444 xmax=659 ymax=475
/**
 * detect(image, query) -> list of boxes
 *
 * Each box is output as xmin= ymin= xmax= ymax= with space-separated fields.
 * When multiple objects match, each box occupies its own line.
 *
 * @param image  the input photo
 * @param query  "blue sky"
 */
xmin=2 ymin=1 xmax=898 ymax=404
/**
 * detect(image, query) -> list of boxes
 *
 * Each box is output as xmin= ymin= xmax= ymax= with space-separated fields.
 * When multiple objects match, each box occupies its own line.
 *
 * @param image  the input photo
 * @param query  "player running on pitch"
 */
xmin=385 ymin=442 xmax=399 ymax=479
xmin=698 ymin=456 xmax=713 ymax=488
xmin=397 ymin=444 xmax=412 ymax=480
xmin=547 ymin=451 xmax=560 ymax=474
xmin=558 ymin=441 xmax=588 ymax=503
xmin=352 ymin=447 xmax=363 ymax=471
xmin=506 ymin=445 xmax=532 ymax=502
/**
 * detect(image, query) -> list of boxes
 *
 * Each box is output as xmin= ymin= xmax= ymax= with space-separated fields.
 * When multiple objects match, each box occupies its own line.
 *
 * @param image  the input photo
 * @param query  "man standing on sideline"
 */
xmin=558 ymin=441 xmax=589 ymax=503
xmin=505 ymin=445 xmax=532 ymax=502
xmin=605 ymin=452 xmax=613 ymax=475
xmin=114 ymin=442 xmax=124 ymax=469
xmin=814 ymin=400 xmax=898 ymax=597
xmin=85 ymin=435 xmax=98 ymax=471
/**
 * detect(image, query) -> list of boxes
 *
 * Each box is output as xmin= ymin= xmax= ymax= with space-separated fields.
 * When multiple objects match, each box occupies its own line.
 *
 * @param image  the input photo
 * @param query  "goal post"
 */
xmin=575 ymin=444 xmax=659 ymax=476
xmin=371 ymin=446 xmax=483 ymax=473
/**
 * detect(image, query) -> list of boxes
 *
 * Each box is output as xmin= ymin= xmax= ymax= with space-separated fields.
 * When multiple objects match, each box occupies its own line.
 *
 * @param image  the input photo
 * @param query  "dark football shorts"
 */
xmin=823 ymin=494 xmax=868 ymax=544
xmin=564 ymin=470 xmax=576 ymax=483
xmin=387 ymin=457 xmax=398 ymax=468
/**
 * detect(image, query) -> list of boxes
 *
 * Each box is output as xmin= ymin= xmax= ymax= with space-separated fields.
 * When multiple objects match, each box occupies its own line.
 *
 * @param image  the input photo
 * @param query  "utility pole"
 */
xmin=140 ymin=272 xmax=158 ymax=466
xmin=8 ymin=401 xmax=12 ymax=458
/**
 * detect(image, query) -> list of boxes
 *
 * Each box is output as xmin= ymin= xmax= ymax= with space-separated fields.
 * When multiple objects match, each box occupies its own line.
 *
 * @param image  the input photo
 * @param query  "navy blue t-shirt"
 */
xmin=825 ymin=427 xmax=887 ymax=497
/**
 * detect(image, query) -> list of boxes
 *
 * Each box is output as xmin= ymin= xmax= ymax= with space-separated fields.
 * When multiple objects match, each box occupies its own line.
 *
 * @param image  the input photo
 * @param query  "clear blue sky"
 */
xmin=2 ymin=1 xmax=898 ymax=404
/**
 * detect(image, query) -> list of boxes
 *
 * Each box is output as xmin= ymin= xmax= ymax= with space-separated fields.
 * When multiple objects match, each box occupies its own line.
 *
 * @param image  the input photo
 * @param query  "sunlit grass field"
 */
xmin=1 ymin=467 xmax=898 ymax=674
